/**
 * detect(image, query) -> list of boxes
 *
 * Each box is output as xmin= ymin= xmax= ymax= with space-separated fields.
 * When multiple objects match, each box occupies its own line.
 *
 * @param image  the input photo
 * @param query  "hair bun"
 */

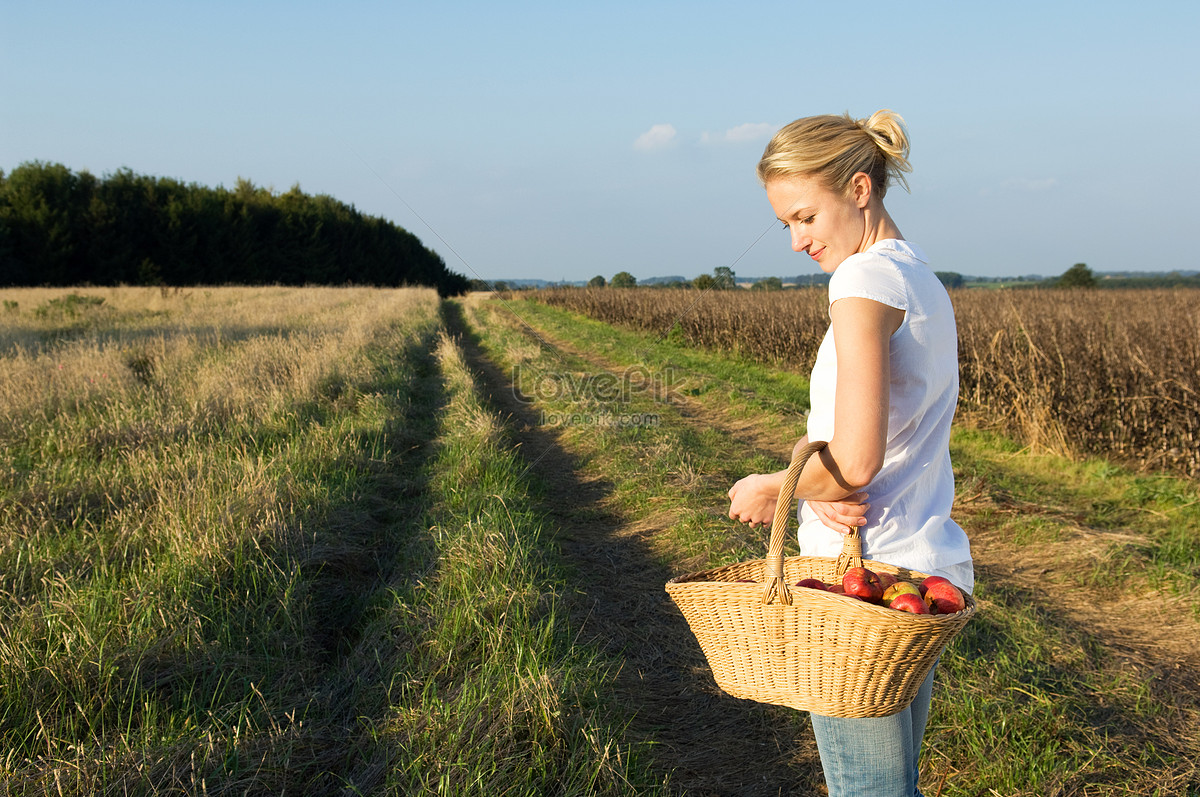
xmin=859 ymin=110 xmax=911 ymax=192
xmin=758 ymin=110 xmax=913 ymax=197
xmin=860 ymin=111 xmax=907 ymax=155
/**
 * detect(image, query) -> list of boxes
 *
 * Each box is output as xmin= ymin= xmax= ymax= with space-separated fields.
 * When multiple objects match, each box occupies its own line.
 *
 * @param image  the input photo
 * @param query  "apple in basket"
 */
xmin=795 ymin=578 xmax=827 ymax=590
xmin=922 ymin=578 xmax=966 ymax=614
xmin=918 ymin=575 xmax=949 ymax=597
xmin=881 ymin=581 xmax=921 ymax=604
xmin=877 ymin=572 xmax=899 ymax=589
xmin=889 ymin=592 xmax=931 ymax=614
xmin=842 ymin=567 xmax=884 ymax=603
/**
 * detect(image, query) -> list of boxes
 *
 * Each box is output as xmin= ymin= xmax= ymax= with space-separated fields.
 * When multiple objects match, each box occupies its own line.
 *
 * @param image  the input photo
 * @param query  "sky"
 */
xmin=3 ymin=0 xmax=1198 ymax=283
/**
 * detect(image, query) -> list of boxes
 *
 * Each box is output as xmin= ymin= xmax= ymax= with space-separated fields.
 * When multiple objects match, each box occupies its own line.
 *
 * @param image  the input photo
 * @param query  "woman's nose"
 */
xmin=791 ymin=229 xmax=810 ymax=253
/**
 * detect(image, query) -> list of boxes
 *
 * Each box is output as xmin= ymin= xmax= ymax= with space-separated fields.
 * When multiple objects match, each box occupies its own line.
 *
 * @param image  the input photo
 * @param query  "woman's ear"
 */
xmin=850 ymin=172 xmax=873 ymax=208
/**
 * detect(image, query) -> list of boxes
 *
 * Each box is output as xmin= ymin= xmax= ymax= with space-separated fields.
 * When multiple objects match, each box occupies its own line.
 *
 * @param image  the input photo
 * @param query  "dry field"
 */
xmin=528 ymin=287 xmax=1200 ymax=477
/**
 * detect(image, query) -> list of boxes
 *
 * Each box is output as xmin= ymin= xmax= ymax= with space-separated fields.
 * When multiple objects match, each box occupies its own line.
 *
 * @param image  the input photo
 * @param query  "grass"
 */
xmin=0 ymin=287 xmax=660 ymax=795
xmin=950 ymin=425 xmax=1200 ymax=607
xmin=377 ymin=325 xmax=664 ymax=795
xmin=1 ymin=286 xmax=447 ymax=792
xmin=3 ymin=286 xmax=1198 ymax=795
xmin=466 ymin=298 xmax=797 ymax=571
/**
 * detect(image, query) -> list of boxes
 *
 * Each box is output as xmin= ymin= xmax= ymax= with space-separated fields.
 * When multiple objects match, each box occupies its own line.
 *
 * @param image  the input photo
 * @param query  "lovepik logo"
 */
xmin=511 ymin=364 xmax=678 ymax=405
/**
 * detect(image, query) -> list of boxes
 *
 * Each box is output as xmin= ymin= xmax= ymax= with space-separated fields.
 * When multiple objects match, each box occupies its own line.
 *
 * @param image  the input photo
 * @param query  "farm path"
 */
xmin=449 ymin=298 xmax=823 ymax=796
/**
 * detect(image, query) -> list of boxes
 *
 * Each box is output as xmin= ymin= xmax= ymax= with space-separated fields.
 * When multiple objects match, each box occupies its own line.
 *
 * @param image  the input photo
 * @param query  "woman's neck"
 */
xmin=859 ymin=204 xmax=903 ymax=251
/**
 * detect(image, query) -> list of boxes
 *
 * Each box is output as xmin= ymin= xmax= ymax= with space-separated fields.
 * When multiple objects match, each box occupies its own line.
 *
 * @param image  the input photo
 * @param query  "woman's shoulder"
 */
xmin=840 ymin=240 xmax=926 ymax=274
xmin=829 ymin=241 xmax=919 ymax=307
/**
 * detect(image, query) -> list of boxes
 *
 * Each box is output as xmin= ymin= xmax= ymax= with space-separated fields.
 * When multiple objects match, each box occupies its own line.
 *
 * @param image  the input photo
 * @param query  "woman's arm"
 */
xmin=728 ymin=296 xmax=902 ymax=527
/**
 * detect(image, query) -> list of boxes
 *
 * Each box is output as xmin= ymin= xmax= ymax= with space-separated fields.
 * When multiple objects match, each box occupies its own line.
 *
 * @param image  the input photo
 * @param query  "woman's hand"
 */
xmin=727 ymin=471 xmax=785 ymax=528
xmin=806 ymin=492 xmax=870 ymax=535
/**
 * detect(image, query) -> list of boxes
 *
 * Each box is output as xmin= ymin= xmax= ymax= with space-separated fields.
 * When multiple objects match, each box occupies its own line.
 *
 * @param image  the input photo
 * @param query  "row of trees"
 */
xmin=587 ymin=266 xmax=746 ymax=290
xmin=571 ymin=264 xmax=1181 ymax=292
xmin=0 ymin=162 xmax=469 ymax=295
xmin=582 ymin=267 xmax=947 ymax=291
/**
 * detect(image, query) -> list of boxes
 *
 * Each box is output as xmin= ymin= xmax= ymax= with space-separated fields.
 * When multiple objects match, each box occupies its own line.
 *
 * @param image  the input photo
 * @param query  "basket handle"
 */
xmin=761 ymin=440 xmax=864 ymax=605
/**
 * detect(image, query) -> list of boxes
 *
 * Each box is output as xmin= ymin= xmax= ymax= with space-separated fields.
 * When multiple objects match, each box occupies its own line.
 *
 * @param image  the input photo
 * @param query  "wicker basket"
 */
xmin=665 ymin=441 xmax=976 ymax=718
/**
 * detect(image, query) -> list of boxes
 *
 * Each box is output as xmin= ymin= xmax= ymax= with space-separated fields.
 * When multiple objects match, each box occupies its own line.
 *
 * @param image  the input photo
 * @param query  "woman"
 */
xmin=727 ymin=110 xmax=973 ymax=797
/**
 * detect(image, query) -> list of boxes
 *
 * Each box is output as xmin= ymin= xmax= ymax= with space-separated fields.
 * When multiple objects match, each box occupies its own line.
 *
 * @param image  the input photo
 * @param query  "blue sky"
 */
xmin=3 ymin=0 xmax=1197 ymax=282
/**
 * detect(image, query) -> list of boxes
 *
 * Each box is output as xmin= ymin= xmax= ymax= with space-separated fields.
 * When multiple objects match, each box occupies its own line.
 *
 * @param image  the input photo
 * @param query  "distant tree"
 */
xmin=587 ymin=275 xmax=606 ymax=287
xmin=935 ymin=271 xmax=964 ymax=289
xmin=751 ymin=276 xmax=783 ymax=291
xmin=713 ymin=266 xmax=736 ymax=289
xmin=693 ymin=274 xmax=715 ymax=290
xmin=1057 ymin=263 xmax=1096 ymax=288
xmin=610 ymin=271 xmax=637 ymax=288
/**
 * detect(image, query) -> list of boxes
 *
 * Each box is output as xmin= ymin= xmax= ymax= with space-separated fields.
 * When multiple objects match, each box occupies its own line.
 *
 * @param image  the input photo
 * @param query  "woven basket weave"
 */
xmin=665 ymin=441 xmax=976 ymax=718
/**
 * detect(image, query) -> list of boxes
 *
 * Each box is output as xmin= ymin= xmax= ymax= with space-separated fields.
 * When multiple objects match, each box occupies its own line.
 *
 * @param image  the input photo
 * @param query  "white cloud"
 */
xmin=700 ymin=122 xmax=775 ymax=145
xmin=725 ymin=122 xmax=775 ymax=142
xmin=634 ymin=123 xmax=678 ymax=151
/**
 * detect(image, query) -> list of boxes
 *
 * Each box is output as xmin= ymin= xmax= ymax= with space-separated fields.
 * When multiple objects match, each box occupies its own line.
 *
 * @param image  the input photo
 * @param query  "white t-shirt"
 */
xmin=798 ymin=239 xmax=974 ymax=592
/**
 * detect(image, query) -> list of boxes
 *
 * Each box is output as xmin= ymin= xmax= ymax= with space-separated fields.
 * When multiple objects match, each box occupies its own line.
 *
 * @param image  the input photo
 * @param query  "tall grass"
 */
xmin=0 ymin=286 xmax=660 ymax=794
xmin=0 ymin=286 xmax=441 ymax=790
xmin=6 ymin=285 xmax=1197 ymax=793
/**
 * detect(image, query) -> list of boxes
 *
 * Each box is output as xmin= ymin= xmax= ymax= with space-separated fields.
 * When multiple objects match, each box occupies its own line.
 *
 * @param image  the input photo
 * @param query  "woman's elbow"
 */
xmin=827 ymin=449 xmax=883 ymax=492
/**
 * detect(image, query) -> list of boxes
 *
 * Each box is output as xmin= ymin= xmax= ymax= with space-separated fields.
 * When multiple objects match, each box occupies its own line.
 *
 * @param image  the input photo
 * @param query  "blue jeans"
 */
xmin=808 ymin=664 xmax=938 ymax=797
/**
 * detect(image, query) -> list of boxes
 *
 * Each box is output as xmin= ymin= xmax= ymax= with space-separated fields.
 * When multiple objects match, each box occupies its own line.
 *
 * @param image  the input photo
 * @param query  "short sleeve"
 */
xmin=827 ymin=251 xmax=909 ymax=312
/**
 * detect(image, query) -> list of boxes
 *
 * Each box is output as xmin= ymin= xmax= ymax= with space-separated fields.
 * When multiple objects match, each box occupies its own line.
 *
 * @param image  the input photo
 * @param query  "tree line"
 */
xmin=0 ymin=162 xmax=469 ymax=295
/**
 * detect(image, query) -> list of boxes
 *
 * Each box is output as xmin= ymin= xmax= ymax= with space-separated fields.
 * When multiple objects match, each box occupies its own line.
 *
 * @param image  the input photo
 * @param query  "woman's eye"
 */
xmin=799 ymin=215 xmax=815 ymax=225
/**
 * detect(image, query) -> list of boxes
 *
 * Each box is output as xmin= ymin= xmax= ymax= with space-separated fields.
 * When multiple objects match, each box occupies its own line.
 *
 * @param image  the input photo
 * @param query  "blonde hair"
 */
xmin=757 ymin=110 xmax=912 ymax=198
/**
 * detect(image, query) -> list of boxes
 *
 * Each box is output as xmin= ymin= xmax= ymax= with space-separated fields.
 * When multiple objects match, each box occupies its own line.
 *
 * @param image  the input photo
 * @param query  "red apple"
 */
xmin=877 ymin=572 xmax=899 ymax=589
xmin=889 ymin=592 xmax=932 ymax=614
xmin=842 ymin=567 xmax=884 ymax=603
xmin=827 ymin=584 xmax=846 ymax=594
xmin=919 ymin=575 xmax=950 ymax=597
xmin=795 ymin=578 xmax=827 ymax=590
xmin=923 ymin=580 xmax=966 ymax=614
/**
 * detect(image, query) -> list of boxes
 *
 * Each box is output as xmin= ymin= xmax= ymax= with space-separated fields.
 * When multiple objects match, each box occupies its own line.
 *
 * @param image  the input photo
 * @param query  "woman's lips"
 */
xmin=809 ymin=246 xmax=826 ymax=261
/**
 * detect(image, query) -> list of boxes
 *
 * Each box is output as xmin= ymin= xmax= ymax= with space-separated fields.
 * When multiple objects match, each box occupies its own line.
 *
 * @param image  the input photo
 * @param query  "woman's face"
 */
xmin=765 ymin=174 xmax=868 ymax=273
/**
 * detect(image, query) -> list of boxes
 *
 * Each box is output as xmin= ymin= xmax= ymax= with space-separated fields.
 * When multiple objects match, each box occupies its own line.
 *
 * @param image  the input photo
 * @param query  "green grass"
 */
xmin=950 ymin=425 xmax=1200 ymax=606
xmin=4 ymin=287 xmax=1198 ymax=795
xmin=468 ymin=298 xmax=796 ymax=571
xmin=935 ymin=580 xmax=1195 ymax=794
xmin=0 ymin=288 xmax=661 ymax=795
xmin=377 ymin=326 xmax=664 ymax=795
xmin=495 ymin=297 xmax=812 ymax=427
